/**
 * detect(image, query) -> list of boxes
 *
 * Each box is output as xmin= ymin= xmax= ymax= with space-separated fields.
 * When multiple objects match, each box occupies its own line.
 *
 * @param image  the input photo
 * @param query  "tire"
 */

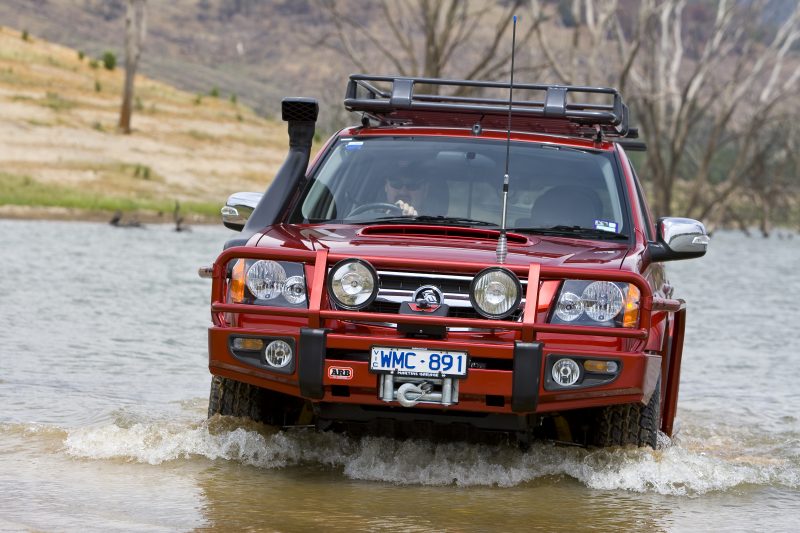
xmin=592 ymin=376 xmax=661 ymax=449
xmin=207 ymin=375 xmax=312 ymax=427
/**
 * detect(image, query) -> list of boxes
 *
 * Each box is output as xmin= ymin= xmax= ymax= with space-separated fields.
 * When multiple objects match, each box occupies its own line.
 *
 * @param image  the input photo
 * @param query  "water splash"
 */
xmin=62 ymin=416 xmax=799 ymax=496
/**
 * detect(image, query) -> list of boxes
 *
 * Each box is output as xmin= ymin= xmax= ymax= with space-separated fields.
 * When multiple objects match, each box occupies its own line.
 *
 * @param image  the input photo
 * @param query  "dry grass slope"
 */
xmin=0 ymin=26 xmax=294 ymax=222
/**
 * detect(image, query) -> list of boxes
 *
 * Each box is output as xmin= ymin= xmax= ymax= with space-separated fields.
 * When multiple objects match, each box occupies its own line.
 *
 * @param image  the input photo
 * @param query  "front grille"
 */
xmin=356 ymin=270 xmax=526 ymax=325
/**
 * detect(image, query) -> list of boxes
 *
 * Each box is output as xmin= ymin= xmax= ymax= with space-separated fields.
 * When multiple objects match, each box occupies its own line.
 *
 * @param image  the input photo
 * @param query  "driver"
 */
xmin=384 ymin=170 xmax=428 ymax=216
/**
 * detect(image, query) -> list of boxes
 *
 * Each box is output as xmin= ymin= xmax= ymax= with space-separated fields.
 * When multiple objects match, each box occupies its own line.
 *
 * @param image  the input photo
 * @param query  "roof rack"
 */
xmin=344 ymin=74 xmax=633 ymax=140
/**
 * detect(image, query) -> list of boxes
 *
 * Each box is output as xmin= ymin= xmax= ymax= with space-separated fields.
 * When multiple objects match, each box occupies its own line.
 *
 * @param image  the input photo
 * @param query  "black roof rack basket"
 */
xmin=344 ymin=74 xmax=633 ymax=139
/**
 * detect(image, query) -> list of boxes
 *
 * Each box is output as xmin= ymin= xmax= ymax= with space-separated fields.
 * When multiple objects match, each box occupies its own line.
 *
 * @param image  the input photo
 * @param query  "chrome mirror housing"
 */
xmin=221 ymin=192 xmax=263 ymax=231
xmin=650 ymin=217 xmax=709 ymax=262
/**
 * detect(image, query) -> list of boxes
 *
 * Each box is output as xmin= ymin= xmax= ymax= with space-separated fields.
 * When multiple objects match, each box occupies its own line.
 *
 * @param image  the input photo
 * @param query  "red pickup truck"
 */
xmin=202 ymin=75 xmax=708 ymax=449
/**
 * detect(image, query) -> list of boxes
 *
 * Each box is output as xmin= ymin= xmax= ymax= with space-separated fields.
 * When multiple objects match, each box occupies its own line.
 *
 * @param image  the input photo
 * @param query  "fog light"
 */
xmin=552 ymin=358 xmax=580 ymax=386
xmin=264 ymin=340 xmax=293 ymax=368
xmin=584 ymin=360 xmax=619 ymax=374
xmin=233 ymin=337 xmax=264 ymax=351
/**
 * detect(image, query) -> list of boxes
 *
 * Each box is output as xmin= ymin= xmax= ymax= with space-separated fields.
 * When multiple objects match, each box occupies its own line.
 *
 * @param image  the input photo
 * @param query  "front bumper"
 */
xmin=208 ymin=246 xmax=663 ymax=417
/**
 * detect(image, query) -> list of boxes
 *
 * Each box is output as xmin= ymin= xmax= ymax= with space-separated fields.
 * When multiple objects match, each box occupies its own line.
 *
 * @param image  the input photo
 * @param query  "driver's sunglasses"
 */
xmin=388 ymin=178 xmax=424 ymax=191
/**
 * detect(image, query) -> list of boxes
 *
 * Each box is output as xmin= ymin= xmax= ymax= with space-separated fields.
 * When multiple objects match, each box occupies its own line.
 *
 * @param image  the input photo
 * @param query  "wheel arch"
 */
xmin=660 ymin=306 xmax=687 ymax=436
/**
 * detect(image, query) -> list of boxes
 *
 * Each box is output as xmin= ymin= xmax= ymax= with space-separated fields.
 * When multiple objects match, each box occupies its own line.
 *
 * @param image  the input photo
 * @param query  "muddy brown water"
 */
xmin=0 ymin=220 xmax=798 ymax=532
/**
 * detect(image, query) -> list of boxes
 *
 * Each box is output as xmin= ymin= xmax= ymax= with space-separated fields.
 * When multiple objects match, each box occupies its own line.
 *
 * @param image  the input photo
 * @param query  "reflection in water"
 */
xmin=1 ymin=221 xmax=799 ymax=531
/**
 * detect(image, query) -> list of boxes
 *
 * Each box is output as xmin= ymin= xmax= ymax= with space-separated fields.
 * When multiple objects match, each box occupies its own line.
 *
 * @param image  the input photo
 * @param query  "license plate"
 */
xmin=370 ymin=346 xmax=468 ymax=378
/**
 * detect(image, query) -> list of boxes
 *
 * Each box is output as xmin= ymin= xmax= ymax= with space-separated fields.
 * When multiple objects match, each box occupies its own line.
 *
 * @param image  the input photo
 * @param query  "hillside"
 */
xmin=0 ymin=0 xmax=346 ymax=129
xmin=0 ymin=25 xmax=296 ymax=222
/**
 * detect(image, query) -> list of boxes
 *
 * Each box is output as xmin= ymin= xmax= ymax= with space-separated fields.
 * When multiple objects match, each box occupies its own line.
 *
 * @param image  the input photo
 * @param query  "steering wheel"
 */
xmin=347 ymin=202 xmax=405 ymax=217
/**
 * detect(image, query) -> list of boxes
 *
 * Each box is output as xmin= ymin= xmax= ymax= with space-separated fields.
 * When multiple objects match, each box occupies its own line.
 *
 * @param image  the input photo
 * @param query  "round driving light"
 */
xmin=469 ymin=267 xmax=522 ymax=319
xmin=282 ymin=275 xmax=307 ymax=304
xmin=264 ymin=340 xmax=293 ymax=368
xmin=581 ymin=281 xmax=624 ymax=322
xmin=246 ymin=260 xmax=286 ymax=300
xmin=552 ymin=358 xmax=581 ymax=386
xmin=327 ymin=259 xmax=378 ymax=310
xmin=555 ymin=291 xmax=584 ymax=322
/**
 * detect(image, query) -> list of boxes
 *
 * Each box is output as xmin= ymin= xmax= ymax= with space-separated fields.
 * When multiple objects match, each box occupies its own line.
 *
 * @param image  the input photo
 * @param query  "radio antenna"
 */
xmin=496 ymin=14 xmax=517 ymax=265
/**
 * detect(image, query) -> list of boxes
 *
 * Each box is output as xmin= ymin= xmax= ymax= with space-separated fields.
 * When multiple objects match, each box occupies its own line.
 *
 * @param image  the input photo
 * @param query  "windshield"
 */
xmin=292 ymin=136 xmax=629 ymax=238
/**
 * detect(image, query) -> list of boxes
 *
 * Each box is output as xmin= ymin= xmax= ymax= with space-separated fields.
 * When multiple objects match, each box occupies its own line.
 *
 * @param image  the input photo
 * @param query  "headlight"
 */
xmin=582 ymin=281 xmax=623 ymax=322
xmin=327 ymin=259 xmax=378 ymax=310
xmin=282 ymin=276 xmax=307 ymax=304
xmin=550 ymin=280 xmax=640 ymax=327
xmin=246 ymin=260 xmax=286 ymax=300
xmin=469 ymin=267 xmax=522 ymax=319
xmin=228 ymin=259 xmax=307 ymax=307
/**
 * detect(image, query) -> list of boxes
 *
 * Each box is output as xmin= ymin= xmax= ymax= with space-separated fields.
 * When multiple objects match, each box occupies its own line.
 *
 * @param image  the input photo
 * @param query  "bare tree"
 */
xmin=531 ymin=0 xmax=800 ymax=220
xmin=315 ymin=0 xmax=543 ymax=93
xmin=118 ymin=0 xmax=147 ymax=134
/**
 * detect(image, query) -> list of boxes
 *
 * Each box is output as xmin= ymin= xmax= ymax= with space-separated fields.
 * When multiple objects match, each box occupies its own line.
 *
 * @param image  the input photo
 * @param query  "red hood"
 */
xmin=255 ymin=224 xmax=630 ymax=268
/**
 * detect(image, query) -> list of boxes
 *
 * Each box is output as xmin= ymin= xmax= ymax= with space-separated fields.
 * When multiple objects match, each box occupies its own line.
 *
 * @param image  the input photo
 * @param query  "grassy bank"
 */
xmin=0 ymin=26 xmax=293 ymax=222
xmin=0 ymin=171 xmax=219 ymax=221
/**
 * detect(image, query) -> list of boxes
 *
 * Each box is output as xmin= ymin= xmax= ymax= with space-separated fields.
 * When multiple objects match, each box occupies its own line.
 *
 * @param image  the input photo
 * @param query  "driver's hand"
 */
xmin=395 ymin=200 xmax=418 ymax=216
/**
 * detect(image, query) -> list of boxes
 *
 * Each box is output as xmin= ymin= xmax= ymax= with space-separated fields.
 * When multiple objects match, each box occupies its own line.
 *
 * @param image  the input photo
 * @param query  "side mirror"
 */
xmin=221 ymin=192 xmax=263 ymax=231
xmin=649 ymin=217 xmax=709 ymax=262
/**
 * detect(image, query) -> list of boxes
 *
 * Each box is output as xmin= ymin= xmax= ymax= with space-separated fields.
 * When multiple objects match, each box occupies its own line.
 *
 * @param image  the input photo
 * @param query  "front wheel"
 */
xmin=591 ymin=376 xmax=661 ymax=449
xmin=207 ymin=375 xmax=312 ymax=427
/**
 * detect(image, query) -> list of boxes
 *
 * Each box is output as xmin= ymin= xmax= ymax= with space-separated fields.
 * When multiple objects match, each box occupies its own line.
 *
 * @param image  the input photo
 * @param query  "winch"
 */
xmin=378 ymin=374 xmax=459 ymax=407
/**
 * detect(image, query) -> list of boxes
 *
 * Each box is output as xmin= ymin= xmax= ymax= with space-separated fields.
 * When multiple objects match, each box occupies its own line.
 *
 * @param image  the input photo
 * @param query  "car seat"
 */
xmin=514 ymin=185 xmax=603 ymax=228
xmin=421 ymin=177 xmax=449 ymax=216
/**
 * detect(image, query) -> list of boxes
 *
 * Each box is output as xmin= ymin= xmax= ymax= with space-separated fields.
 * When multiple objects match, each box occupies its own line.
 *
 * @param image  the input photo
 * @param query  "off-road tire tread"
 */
xmin=208 ymin=375 xmax=310 ymax=427
xmin=592 ymin=377 xmax=661 ymax=449
xmin=208 ymin=375 xmax=262 ymax=420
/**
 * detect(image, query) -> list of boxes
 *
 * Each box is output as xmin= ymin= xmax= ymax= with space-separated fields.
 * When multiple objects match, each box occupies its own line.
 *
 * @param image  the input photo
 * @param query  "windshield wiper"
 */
xmin=512 ymin=225 xmax=629 ymax=240
xmin=365 ymin=215 xmax=498 ymax=227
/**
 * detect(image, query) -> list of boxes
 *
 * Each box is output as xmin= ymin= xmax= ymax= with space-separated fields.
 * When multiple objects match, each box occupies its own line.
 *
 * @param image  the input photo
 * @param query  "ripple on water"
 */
xmin=61 ymin=416 xmax=800 ymax=497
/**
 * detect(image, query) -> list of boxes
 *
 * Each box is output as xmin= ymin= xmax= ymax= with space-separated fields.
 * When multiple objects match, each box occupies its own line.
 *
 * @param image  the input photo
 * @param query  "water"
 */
xmin=0 ymin=220 xmax=798 ymax=531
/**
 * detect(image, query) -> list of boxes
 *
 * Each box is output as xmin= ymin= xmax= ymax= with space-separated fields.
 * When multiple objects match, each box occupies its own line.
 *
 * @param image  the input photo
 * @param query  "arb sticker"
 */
xmin=329 ymin=366 xmax=354 ymax=380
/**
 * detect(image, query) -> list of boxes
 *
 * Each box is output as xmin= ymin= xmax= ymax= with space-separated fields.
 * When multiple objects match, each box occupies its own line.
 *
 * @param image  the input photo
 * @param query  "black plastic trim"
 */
xmin=298 ymin=328 xmax=327 ymax=399
xmin=511 ymin=341 xmax=542 ymax=413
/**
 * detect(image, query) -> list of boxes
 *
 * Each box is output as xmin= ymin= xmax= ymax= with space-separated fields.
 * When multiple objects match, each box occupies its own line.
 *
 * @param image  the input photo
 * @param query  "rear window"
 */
xmin=292 ymin=136 xmax=628 ymax=235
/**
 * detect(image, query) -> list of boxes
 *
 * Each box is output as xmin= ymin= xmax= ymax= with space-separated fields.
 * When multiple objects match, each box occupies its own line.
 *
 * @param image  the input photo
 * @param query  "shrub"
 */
xmin=42 ymin=92 xmax=75 ymax=111
xmin=229 ymin=93 xmax=237 ymax=105
xmin=89 ymin=59 xmax=99 ymax=69
xmin=133 ymin=165 xmax=151 ymax=180
xmin=78 ymin=50 xmax=85 ymax=61
xmin=22 ymin=30 xmax=29 ymax=41
xmin=94 ymin=80 xmax=102 ymax=92
xmin=209 ymin=87 xmax=219 ymax=98
xmin=101 ymin=51 xmax=116 ymax=70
